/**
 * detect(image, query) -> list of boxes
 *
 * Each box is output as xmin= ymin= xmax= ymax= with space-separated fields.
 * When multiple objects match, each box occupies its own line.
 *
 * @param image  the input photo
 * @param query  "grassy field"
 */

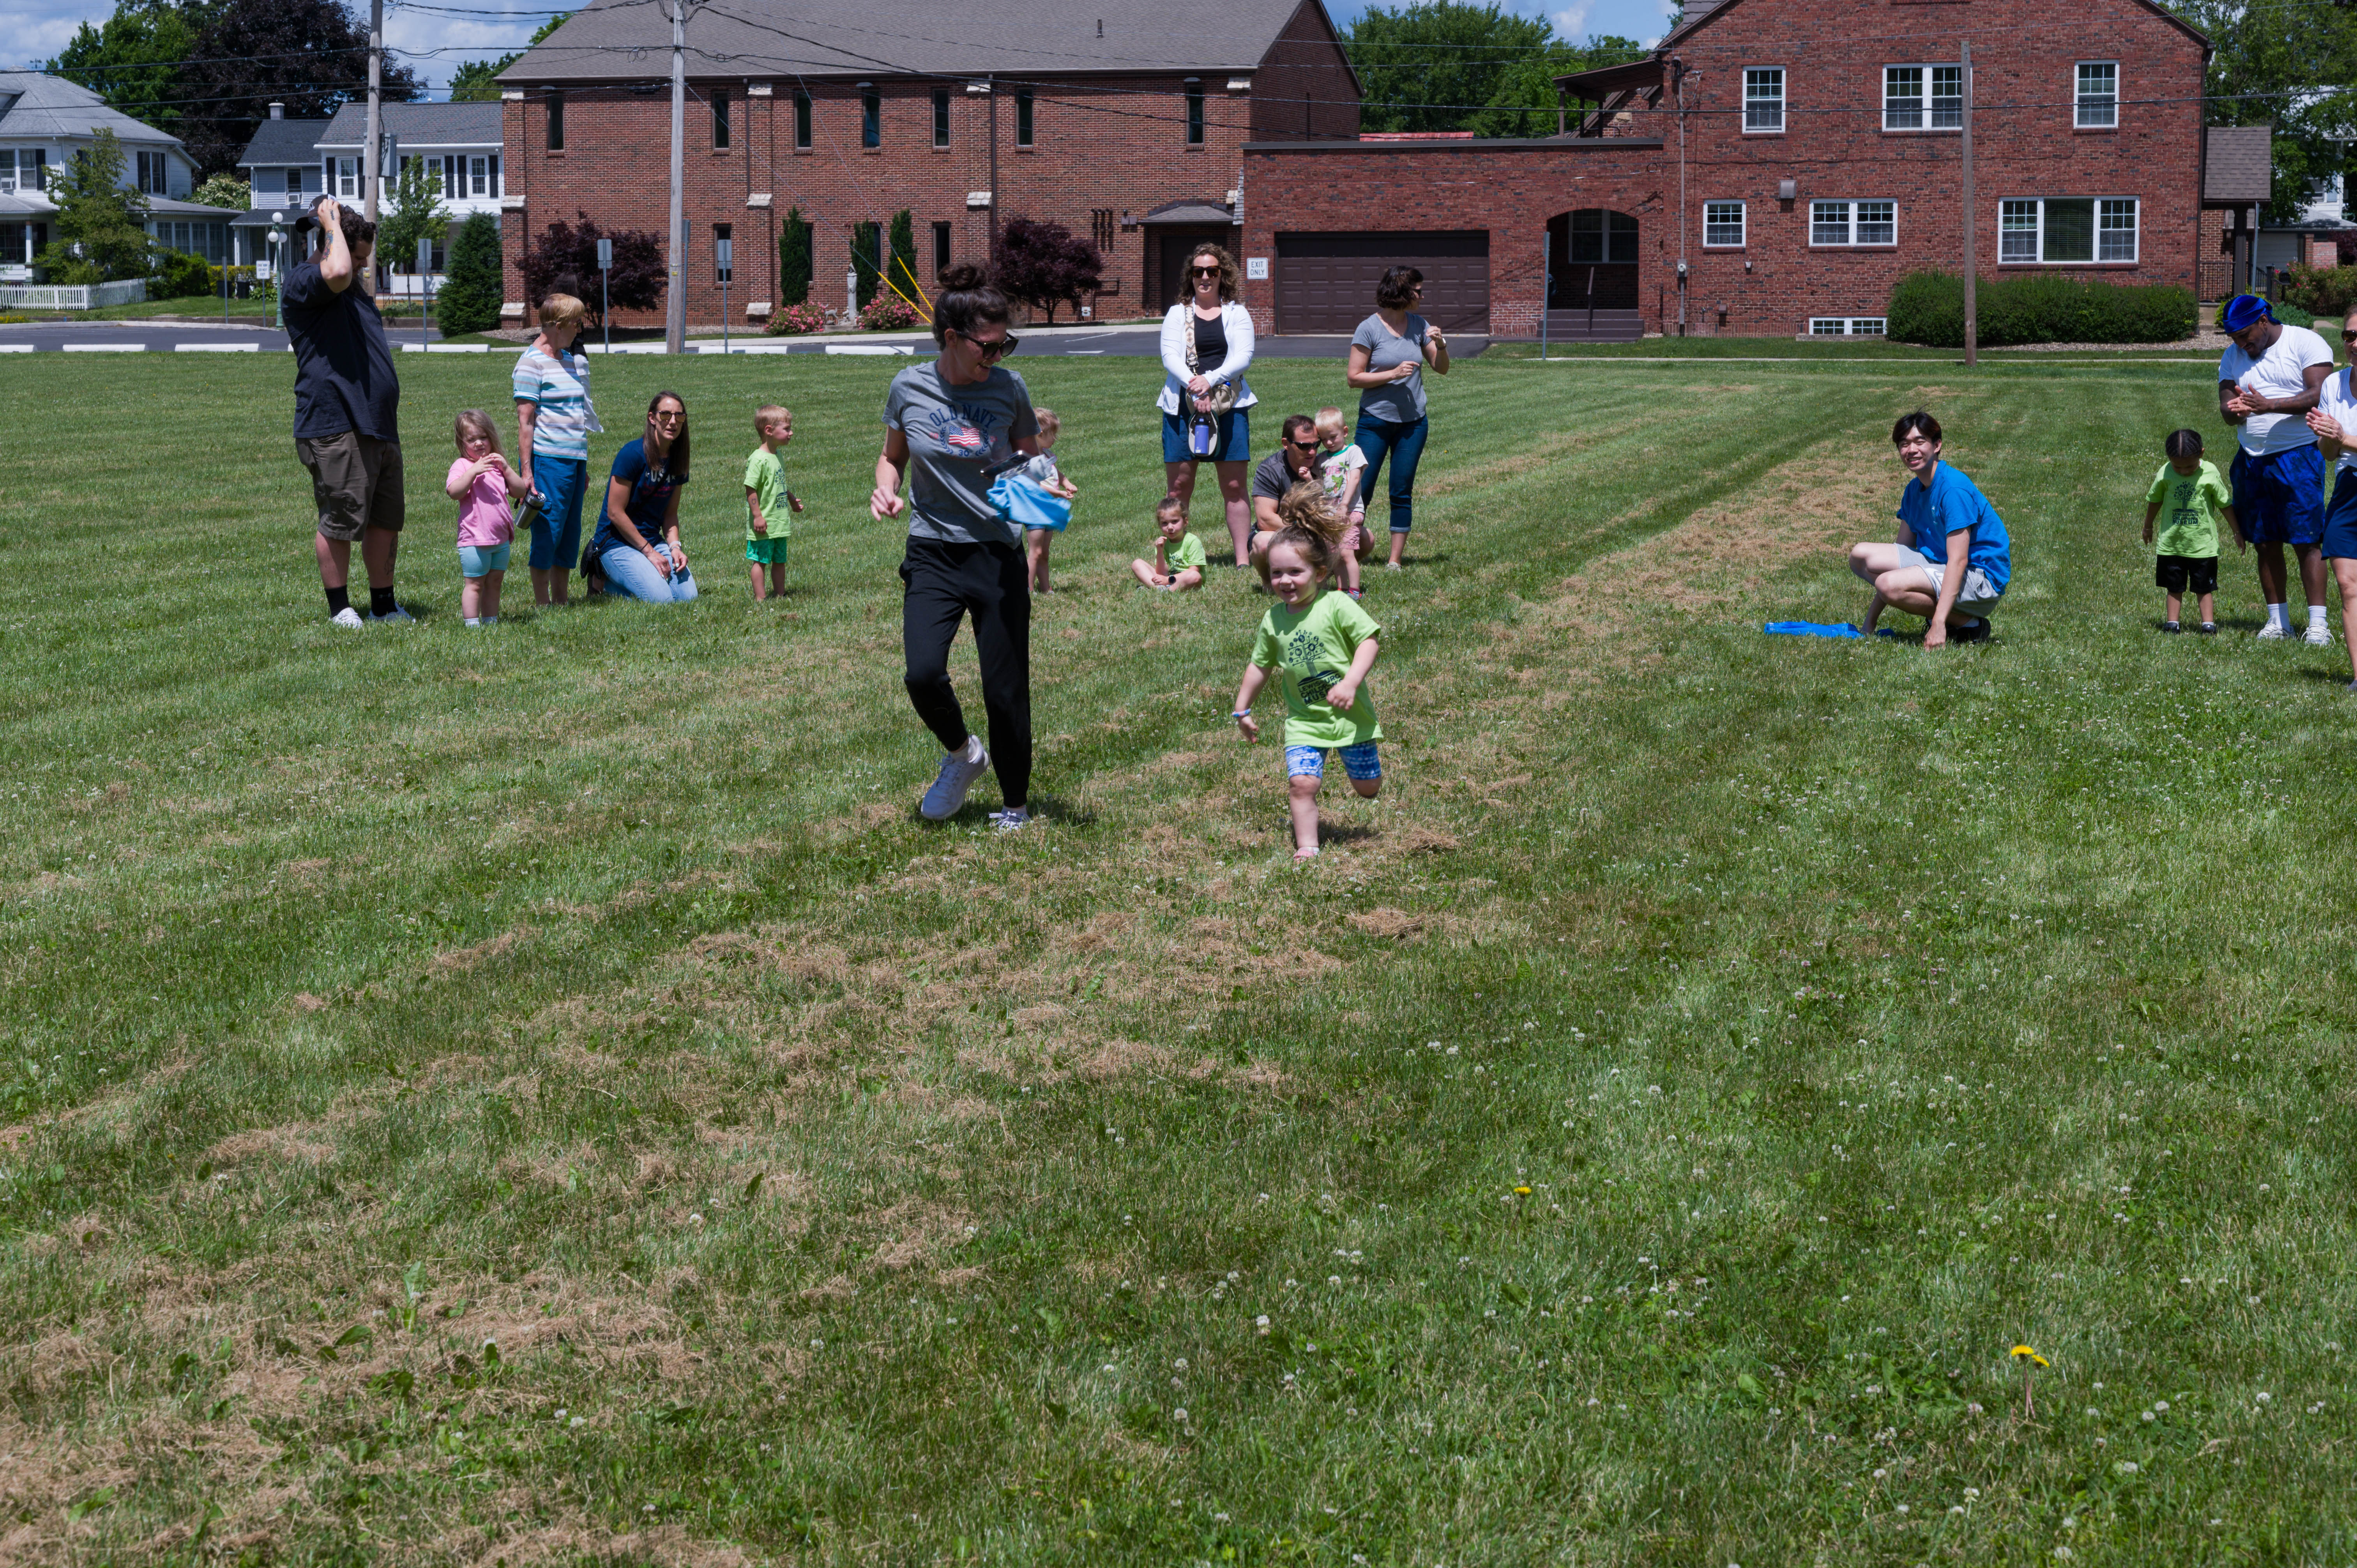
xmin=2 ymin=346 xmax=2354 ymax=1568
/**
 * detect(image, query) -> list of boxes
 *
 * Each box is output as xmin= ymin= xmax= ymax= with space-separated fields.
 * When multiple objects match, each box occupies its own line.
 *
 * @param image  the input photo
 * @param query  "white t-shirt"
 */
xmin=1316 ymin=443 xmax=1367 ymax=509
xmin=2317 ymin=366 xmax=2357 ymax=472
xmin=2219 ymin=323 xmax=2333 ymax=456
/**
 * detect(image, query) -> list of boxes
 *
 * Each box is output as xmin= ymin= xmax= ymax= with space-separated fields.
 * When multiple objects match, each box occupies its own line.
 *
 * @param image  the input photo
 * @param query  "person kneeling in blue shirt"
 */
xmin=1849 ymin=410 xmax=2012 ymax=649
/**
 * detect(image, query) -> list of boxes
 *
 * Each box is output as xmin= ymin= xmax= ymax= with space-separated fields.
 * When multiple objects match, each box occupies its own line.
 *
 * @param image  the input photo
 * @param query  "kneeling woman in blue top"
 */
xmin=1849 ymin=410 xmax=2012 ymax=648
xmin=595 ymin=390 xmax=698 ymax=603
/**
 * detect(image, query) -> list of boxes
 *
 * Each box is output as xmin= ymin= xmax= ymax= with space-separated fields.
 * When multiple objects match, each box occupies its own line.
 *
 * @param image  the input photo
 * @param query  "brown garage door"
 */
xmin=1273 ymin=231 xmax=1490 ymax=334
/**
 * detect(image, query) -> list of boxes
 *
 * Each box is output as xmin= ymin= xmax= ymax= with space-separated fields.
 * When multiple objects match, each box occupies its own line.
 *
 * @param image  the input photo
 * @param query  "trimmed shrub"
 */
xmin=778 ymin=207 xmax=813 ymax=307
xmin=858 ymin=291 xmax=921 ymax=331
xmin=1887 ymin=270 xmax=2196 ymax=347
xmin=150 ymin=247 xmax=214 ymax=298
xmin=765 ymin=302 xmax=825 ymax=335
xmin=436 ymin=213 xmax=504 ymax=337
xmin=2277 ymin=265 xmax=2357 ymax=318
xmin=2272 ymin=300 xmax=2317 ymax=330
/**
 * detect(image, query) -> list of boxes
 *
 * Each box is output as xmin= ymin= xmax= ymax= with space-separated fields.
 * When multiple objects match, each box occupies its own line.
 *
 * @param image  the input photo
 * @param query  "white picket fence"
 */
xmin=0 ymin=280 xmax=149 ymax=310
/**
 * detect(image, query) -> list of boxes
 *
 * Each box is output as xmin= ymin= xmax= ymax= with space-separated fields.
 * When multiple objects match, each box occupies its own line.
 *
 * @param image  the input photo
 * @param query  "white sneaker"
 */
xmin=2256 ymin=622 xmax=2292 ymax=640
xmin=2306 ymin=622 xmax=2336 ymax=646
xmin=991 ymin=807 xmax=1029 ymax=833
xmin=369 ymin=605 xmax=417 ymax=625
xmin=329 ymin=606 xmax=366 ymax=630
xmin=921 ymin=741 xmax=990 ymax=821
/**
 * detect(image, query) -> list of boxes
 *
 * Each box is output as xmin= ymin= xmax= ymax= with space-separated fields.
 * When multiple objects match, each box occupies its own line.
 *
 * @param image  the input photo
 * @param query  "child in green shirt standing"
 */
xmin=2143 ymin=428 xmax=2242 ymax=634
xmin=744 ymin=404 xmax=804 ymax=601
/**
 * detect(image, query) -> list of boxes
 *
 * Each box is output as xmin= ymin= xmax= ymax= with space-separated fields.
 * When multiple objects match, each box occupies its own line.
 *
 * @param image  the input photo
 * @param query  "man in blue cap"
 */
xmin=2219 ymin=293 xmax=2335 ymax=642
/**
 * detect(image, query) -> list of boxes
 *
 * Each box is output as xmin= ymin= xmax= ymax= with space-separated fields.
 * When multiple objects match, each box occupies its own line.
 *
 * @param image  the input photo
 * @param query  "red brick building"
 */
xmin=1241 ymin=0 xmax=2215 ymax=339
xmin=493 ymin=0 xmax=1359 ymax=328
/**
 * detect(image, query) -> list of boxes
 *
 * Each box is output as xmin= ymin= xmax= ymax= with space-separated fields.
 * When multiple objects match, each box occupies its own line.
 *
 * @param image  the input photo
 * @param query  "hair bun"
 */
xmin=937 ymin=263 xmax=990 ymax=291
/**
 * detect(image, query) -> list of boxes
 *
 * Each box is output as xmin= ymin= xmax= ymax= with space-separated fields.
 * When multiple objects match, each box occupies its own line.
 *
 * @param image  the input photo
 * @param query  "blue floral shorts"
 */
xmin=1286 ymin=742 xmax=1382 ymax=780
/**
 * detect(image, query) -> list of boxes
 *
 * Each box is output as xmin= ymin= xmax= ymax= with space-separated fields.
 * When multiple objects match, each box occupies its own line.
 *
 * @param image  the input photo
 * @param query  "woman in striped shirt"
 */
xmin=512 ymin=293 xmax=602 ymax=604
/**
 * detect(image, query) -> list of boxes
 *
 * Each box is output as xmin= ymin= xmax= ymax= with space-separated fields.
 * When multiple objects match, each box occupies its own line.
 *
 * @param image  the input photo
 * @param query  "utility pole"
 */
xmin=362 ymin=0 xmax=382 ymax=295
xmin=664 ymin=0 xmax=687 ymax=353
xmin=1961 ymin=41 xmax=1977 ymax=367
xmin=986 ymin=76 xmax=999 ymax=262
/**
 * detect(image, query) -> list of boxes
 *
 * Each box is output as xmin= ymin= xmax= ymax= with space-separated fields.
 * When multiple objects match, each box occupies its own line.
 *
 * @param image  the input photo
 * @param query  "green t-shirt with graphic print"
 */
xmin=1250 ymin=588 xmax=1383 ymax=748
xmin=1157 ymin=530 xmax=1208 ymax=576
xmin=2145 ymin=458 xmax=2230 ymax=559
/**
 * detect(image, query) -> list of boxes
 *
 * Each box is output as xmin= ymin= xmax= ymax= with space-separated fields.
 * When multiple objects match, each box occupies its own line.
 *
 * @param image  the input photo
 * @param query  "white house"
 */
xmin=317 ymin=100 xmax=502 ymax=281
xmin=0 ymin=70 xmax=237 ymax=272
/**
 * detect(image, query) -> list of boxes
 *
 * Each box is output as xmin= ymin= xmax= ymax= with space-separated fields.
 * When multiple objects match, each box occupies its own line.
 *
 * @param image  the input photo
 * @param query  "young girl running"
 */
xmin=445 ymin=410 xmax=527 ymax=627
xmin=1232 ymin=482 xmax=1383 ymax=861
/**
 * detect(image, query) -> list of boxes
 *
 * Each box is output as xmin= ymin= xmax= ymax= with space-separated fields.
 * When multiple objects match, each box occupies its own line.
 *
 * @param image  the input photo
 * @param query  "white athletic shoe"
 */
xmin=921 ymin=742 xmax=990 ymax=821
xmin=991 ymin=807 xmax=1030 ymax=833
xmin=2256 ymin=622 xmax=2292 ymax=640
xmin=2306 ymin=622 xmax=2336 ymax=647
xmin=369 ymin=605 xmax=417 ymax=625
xmin=329 ymin=606 xmax=366 ymax=630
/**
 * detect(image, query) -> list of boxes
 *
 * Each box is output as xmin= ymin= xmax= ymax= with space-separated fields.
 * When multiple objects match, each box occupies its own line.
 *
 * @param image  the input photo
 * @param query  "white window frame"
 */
xmin=1809 ymin=317 xmax=1887 ymax=337
xmin=335 ymin=158 xmax=357 ymax=198
xmin=1743 ymin=67 xmax=1785 ymax=134
xmin=2076 ymin=62 xmax=2118 ymax=129
xmin=1883 ymin=64 xmax=1962 ymax=132
xmin=1809 ymin=199 xmax=1898 ymax=248
xmin=1702 ymin=200 xmax=1746 ymax=248
xmin=1999 ymin=196 xmax=2139 ymax=264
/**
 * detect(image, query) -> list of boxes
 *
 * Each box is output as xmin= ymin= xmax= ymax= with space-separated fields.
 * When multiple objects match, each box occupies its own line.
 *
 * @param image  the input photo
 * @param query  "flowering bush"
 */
xmin=858 ymin=292 xmax=922 ymax=332
xmin=765 ymin=303 xmax=826 ymax=336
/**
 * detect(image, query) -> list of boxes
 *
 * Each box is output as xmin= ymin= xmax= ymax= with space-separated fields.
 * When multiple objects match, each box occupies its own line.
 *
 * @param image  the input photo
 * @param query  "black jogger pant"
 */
xmin=900 ymin=536 xmax=1033 ymax=808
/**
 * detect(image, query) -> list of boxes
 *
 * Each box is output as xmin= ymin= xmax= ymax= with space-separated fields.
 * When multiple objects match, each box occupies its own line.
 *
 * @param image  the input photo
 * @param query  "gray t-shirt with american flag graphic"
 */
xmin=883 ymin=361 xmax=1039 ymax=546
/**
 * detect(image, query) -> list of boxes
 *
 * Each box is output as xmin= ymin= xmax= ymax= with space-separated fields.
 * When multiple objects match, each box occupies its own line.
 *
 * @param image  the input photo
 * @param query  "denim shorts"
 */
xmin=1163 ymin=408 xmax=1251 ymax=464
xmin=1286 ymin=741 xmax=1382 ymax=780
xmin=457 ymin=541 xmax=512 ymax=577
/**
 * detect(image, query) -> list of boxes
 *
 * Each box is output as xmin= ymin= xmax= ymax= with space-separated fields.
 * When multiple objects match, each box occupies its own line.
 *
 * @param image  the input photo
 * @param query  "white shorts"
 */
xmin=1894 ymin=545 xmax=2003 ymax=618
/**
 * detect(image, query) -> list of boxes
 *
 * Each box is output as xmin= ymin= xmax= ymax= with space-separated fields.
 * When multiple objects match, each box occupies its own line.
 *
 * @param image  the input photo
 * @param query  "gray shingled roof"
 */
xmin=238 ymin=117 xmax=334 ymax=168
xmin=2204 ymin=125 xmax=2272 ymax=205
xmin=316 ymin=101 xmax=502 ymax=147
xmin=1666 ymin=0 xmax=2207 ymax=49
xmin=498 ymin=0 xmax=1332 ymax=83
xmin=0 ymin=71 xmax=184 ymax=146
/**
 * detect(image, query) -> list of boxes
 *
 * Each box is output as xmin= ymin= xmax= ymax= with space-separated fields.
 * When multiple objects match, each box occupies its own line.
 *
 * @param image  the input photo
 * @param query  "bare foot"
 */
xmin=1293 ymin=845 xmax=1321 ymax=863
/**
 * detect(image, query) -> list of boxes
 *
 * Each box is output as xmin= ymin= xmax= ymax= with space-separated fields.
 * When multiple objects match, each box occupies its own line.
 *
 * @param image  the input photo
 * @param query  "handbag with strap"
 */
xmin=1183 ymin=307 xmax=1238 ymax=416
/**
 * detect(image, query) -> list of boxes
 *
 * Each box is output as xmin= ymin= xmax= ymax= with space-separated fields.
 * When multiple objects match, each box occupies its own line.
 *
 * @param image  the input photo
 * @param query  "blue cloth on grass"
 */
xmin=1763 ymin=620 xmax=1863 ymax=638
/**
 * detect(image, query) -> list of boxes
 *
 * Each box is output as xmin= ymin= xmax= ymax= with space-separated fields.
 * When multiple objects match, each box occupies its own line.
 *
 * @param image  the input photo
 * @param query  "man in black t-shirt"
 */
xmin=284 ymin=196 xmax=408 ymax=627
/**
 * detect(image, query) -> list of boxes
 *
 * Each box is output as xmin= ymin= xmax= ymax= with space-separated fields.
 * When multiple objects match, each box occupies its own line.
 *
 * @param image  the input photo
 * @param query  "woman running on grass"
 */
xmin=871 ymin=265 xmax=1046 ymax=831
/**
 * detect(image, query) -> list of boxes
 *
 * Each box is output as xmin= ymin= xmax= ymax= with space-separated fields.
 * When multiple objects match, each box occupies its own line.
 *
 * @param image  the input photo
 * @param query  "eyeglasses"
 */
xmin=1286 ymin=439 xmax=1319 ymax=452
xmin=1191 ymin=265 xmax=1223 ymax=277
xmin=651 ymin=409 xmax=684 ymax=424
xmin=2343 ymin=327 xmax=2357 ymax=340
xmin=952 ymin=328 xmax=1018 ymax=360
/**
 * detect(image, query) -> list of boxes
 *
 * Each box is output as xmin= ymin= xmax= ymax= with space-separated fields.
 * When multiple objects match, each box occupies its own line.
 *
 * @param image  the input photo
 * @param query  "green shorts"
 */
xmin=745 ymin=536 xmax=790 ymax=565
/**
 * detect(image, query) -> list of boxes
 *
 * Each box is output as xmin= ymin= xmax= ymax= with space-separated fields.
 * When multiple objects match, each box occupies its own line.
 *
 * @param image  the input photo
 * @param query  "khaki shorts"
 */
xmin=296 ymin=430 xmax=405 ymax=541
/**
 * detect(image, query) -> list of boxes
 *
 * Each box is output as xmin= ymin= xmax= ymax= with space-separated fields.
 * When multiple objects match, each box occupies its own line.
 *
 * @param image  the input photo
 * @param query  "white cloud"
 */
xmin=4 ymin=0 xmax=113 ymax=69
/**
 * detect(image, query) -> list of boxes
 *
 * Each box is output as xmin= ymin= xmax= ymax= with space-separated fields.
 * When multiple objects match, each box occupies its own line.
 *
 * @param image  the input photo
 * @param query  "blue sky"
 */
xmin=8 ymin=0 xmax=1681 ymax=97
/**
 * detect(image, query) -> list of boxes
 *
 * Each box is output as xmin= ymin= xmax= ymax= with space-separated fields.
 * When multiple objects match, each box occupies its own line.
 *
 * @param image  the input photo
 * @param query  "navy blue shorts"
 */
xmin=2323 ymin=466 xmax=2357 ymax=560
xmin=1163 ymin=408 xmax=1251 ymax=465
xmin=2230 ymin=444 xmax=2326 ymax=546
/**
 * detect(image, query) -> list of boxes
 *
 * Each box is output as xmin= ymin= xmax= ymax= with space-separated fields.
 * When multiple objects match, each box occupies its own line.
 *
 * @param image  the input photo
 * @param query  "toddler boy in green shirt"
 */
xmin=2143 ymin=427 xmax=2242 ymax=634
xmin=745 ymin=404 xmax=803 ymax=601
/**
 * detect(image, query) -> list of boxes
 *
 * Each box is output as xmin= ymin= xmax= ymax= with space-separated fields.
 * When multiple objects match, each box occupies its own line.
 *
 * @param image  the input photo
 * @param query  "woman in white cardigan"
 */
xmin=1158 ymin=243 xmax=1258 ymax=565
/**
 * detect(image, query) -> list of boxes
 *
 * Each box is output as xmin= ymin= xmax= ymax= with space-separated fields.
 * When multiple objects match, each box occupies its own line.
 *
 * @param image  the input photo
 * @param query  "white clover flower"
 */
xmin=1963 ymin=1487 xmax=1980 ymax=1500
xmin=1173 ymin=1407 xmax=1188 ymax=1421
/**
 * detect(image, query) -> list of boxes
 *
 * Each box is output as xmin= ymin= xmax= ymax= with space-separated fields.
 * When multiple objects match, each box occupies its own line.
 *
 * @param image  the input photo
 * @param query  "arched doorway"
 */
xmin=1546 ymin=209 xmax=1642 ymax=341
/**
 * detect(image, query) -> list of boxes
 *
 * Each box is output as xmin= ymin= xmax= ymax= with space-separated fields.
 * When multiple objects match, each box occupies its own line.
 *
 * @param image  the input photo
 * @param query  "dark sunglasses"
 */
xmin=1191 ymin=264 xmax=1223 ymax=277
xmin=1286 ymin=438 xmax=1319 ymax=452
xmin=951 ymin=327 xmax=1019 ymax=360
xmin=2343 ymin=327 xmax=2357 ymax=340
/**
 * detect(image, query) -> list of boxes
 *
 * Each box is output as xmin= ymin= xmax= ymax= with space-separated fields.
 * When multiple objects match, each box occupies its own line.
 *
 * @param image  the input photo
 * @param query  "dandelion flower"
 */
xmin=2011 ymin=1345 xmax=2050 ymax=1368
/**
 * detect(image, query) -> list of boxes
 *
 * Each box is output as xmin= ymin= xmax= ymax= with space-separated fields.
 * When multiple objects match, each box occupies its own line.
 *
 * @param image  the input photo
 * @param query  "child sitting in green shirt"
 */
xmin=1130 ymin=494 xmax=1208 ymax=591
xmin=744 ymin=403 xmax=804 ymax=601
xmin=2142 ymin=427 xmax=2242 ymax=634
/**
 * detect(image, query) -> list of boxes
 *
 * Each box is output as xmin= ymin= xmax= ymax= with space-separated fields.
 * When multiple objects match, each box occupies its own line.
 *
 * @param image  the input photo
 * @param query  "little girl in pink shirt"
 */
xmin=446 ymin=410 xmax=528 ymax=627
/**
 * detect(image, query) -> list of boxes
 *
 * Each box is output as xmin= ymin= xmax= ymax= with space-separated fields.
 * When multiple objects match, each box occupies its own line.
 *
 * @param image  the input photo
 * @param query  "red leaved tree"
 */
xmin=994 ymin=216 xmax=1105 ymax=325
xmin=521 ymin=213 xmax=664 ymax=326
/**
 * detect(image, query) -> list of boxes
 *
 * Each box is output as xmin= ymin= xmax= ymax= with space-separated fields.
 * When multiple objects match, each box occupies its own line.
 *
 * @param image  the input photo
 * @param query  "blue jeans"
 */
xmin=1353 ymin=415 xmax=1429 ymax=535
xmin=527 ymin=455 xmax=588 ymax=570
xmin=600 ymin=540 xmax=698 ymax=602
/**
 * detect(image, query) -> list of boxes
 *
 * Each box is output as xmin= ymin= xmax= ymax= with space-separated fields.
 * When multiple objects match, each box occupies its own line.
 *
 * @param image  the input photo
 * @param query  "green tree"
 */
xmin=1343 ymin=2 xmax=1643 ymax=136
xmin=778 ymin=205 xmax=813 ymax=305
xmin=852 ymin=220 xmax=882 ymax=309
xmin=436 ymin=211 xmax=504 ymax=335
xmin=45 ymin=0 xmax=201 ymax=132
xmin=886 ymin=208 xmax=918 ymax=305
xmin=376 ymin=159 xmax=448 ymax=277
xmin=448 ymin=14 xmax=569 ymax=101
xmin=35 ymin=131 xmax=153 ymax=284
xmin=180 ymin=0 xmax=424 ymax=174
xmin=2166 ymin=1 xmax=2357 ymax=223
xmin=191 ymin=172 xmax=249 ymax=209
